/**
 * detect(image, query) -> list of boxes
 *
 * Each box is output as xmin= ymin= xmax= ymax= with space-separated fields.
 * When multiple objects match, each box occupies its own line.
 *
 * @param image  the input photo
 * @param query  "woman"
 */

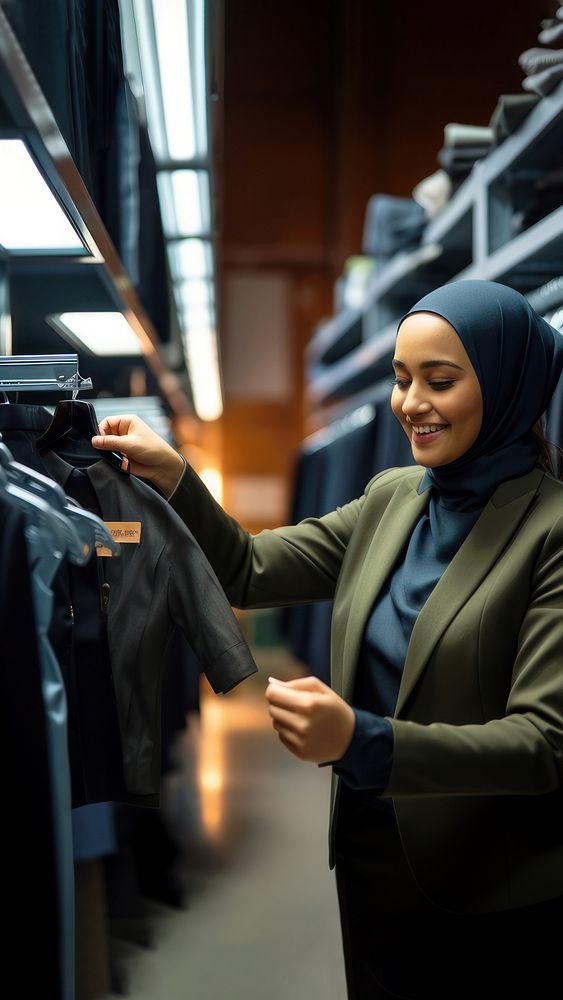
xmin=93 ymin=280 xmax=563 ymax=999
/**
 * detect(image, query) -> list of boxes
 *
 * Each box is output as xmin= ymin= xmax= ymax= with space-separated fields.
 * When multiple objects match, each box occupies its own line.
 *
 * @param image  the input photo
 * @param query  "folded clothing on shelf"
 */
xmin=437 ymin=144 xmax=491 ymax=180
xmin=412 ymin=169 xmax=452 ymax=218
xmin=539 ymin=20 xmax=563 ymax=45
xmin=527 ymin=274 xmax=563 ymax=314
xmin=362 ymin=194 xmax=427 ymax=261
xmin=523 ymin=62 xmax=563 ymax=97
xmin=443 ymin=122 xmax=494 ymax=148
xmin=519 ymin=46 xmax=563 ymax=76
xmin=488 ymin=93 xmax=540 ymax=144
xmin=436 ymin=122 xmax=494 ymax=183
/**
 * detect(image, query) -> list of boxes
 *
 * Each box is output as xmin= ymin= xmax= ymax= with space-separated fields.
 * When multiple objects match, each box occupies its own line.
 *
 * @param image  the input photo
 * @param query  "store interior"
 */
xmin=2 ymin=1 xmax=563 ymax=998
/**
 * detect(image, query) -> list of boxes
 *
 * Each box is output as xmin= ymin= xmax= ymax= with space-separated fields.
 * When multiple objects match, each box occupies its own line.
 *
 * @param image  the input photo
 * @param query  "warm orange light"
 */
xmin=199 ymin=466 xmax=223 ymax=504
xmin=198 ymin=697 xmax=225 ymax=838
xmin=197 ymin=687 xmax=274 ymax=839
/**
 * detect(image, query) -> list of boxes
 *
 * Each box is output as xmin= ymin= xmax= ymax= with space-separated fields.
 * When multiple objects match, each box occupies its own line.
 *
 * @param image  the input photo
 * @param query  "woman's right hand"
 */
xmin=92 ymin=415 xmax=185 ymax=496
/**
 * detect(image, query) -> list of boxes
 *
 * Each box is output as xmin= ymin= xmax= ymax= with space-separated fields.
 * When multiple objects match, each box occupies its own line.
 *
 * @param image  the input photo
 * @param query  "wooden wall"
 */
xmin=211 ymin=0 xmax=552 ymax=530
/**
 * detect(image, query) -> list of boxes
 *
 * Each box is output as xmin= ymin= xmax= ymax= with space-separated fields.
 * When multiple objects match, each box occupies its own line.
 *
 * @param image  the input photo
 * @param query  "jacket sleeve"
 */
xmin=168 ymin=461 xmax=385 ymax=609
xmin=384 ymin=516 xmax=563 ymax=798
xmin=166 ymin=513 xmax=258 ymax=694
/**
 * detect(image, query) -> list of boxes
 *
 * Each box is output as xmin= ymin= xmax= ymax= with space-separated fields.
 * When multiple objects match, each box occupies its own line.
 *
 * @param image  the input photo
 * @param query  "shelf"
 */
xmin=306 ymin=307 xmax=363 ymax=365
xmin=0 ymin=7 xmax=191 ymax=415
xmin=307 ymin=243 xmax=449 ymax=370
xmin=482 ymin=78 xmax=563 ymax=187
xmin=458 ymin=203 xmax=563 ymax=290
xmin=302 ymin=60 xmax=563 ymax=426
xmin=306 ymin=322 xmax=396 ymax=404
xmin=366 ymin=242 xmax=444 ymax=303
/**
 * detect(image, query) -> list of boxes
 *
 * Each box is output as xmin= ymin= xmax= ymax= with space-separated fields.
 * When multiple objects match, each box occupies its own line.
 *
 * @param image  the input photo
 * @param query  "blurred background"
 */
xmin=2 ymin=1 xmax=563 ymax=997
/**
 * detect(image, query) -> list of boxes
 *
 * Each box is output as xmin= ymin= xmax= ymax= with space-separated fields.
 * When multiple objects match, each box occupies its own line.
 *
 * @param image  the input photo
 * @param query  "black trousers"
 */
xmin=335 ymin=787 xmax=563 ymax=1000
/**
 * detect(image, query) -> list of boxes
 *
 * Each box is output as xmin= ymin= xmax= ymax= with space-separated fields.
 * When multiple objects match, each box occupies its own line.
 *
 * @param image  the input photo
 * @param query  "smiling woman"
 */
xmin=92 ymin=279 xmax=563 ymax=1000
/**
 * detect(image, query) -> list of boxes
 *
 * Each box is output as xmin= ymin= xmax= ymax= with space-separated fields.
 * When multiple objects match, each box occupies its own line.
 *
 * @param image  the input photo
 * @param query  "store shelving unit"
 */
xmin=0 ymin=6 xmax=192 ymax=416
xmin=306 ymin=78 xmax=563 ymax=426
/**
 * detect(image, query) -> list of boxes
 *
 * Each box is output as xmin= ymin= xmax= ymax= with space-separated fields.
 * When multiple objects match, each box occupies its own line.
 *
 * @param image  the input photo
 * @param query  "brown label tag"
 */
xmin=96 ymin=521 xmax=142 ymax=557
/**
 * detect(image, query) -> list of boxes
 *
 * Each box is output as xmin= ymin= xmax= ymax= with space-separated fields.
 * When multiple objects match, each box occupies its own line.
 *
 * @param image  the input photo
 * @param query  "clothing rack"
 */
xmin=302 ymin=403 xmax=376 ymax=453
xmin=0 ymin=354 xmax=93 ymax=394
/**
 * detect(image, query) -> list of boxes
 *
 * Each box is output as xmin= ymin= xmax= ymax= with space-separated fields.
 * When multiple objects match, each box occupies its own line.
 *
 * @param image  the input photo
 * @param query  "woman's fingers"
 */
xmin=266 ymin=681 xmax=317 ymax=714
xmin=92 ymin=414 xmax=148 ymax=455
xmin=268 ymin=703 xmax=306 ymax=735
xmin=97 ymin=414 xmax=136 ymax=437
xmin=92 ymin=432 xmax=131 ymax=453
xmin=277 ymin=675 xmax=328 ymax=693
xmin=276 ymin=730 xmax=302 ymax=754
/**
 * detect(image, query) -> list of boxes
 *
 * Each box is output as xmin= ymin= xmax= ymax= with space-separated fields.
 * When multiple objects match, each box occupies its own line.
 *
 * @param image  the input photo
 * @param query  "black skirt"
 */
xmin=335 ymin=785 xmax=563 ymax=1000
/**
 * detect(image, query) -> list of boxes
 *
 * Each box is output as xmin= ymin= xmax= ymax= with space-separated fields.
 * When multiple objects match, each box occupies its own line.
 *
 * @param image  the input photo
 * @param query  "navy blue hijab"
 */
xmin=398 ymin=280 xmax=563 ymax=510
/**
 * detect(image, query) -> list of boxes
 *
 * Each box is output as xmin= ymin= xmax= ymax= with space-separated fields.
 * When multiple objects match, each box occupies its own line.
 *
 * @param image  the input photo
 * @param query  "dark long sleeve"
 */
xmin=332 ymin=710 xmax=394 ymax=791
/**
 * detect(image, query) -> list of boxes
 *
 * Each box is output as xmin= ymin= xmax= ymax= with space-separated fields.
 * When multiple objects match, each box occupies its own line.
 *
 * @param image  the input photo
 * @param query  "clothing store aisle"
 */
xmin=116 ymin=649 xmax=347 ymax=1000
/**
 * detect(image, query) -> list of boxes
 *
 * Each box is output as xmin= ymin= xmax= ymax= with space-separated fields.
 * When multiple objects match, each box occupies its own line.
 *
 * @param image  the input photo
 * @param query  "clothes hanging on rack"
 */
xmin=0 ymin=431 xmax=119 ymax=1000
xmin=0 ymin=404 xmax=258 ymax=807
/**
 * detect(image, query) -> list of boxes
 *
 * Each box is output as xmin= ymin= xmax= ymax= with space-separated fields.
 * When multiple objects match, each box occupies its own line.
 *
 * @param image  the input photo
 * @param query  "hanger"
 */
xmin=34 ymin=398 xmax=128 ymax=473
xmin=0 ymin=463 xmax=71 ymax=579
xmin=0 ymin=436 xmax=119 ymax=563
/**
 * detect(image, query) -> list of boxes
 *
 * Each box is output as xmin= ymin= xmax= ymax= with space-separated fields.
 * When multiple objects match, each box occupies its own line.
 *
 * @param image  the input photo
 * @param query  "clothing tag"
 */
xmin=96 ymin=521 xmax=142 ymax=557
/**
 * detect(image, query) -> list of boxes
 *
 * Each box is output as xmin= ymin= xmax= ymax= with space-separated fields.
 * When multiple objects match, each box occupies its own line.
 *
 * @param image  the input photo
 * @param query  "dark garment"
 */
xmin=539 ymin=21 xmax=563 ymax=45
xmin=161 ymin=628 xmax=200 ymax=774
xmin=336 ymin=785 xmax=563 ymax=1000
xmin=4 ymin=0 xmax=124 ymax=203
xmin=0 ymin=494 xmax=61 ymax=1000
xmin=488 ymin=93 xmax=539 ymax=144
xmin=0 ymin=405 xmax=257 ymax=806
xmin=3 ymin=0 xmax=91 ymax=186
xmin=547 ymin=367 xmax=563 ymax=447
xmin=519 ymin=46 xmax=563 ymax=76
xmin=102 ymin=76 xmax=141 ymax=285
xmin=523 ymin=62 xmax=563 ymax=97
xmin=362 ymin=195 xmax=427 ymax=261
xmin=437 ymin=144 xmax=491 ymax=179
xmin=81 ymin=0 xmax=126 ymax=219
xmin=56 ymin=467 xmax=127 ymax=806
xmin=137 ymin=121 xmax=172 ymax=343
xmin=281 ymin=446 xmax=329 ymax=663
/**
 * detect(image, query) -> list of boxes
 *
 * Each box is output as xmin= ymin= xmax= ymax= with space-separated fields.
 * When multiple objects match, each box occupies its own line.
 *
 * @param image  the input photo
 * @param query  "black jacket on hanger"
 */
xmin=0 ymin=405 xmax=257 ymax=806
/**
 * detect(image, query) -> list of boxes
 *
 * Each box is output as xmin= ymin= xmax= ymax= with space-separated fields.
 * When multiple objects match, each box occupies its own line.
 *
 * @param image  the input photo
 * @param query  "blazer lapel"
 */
xmin=337 ymin=474 xmax=430 ymax=703
xmin=394 ymin=467 xmax=544 ymax=716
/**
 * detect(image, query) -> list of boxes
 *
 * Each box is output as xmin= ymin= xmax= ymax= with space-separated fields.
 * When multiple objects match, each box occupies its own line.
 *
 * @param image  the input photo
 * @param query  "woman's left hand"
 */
xmin=265 ymin=675 xmax=355 ymax=763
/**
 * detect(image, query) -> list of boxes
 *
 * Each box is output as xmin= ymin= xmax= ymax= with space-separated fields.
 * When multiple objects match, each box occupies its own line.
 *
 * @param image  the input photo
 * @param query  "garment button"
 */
xmin=101 ymin=582 xmax=111 ymax=611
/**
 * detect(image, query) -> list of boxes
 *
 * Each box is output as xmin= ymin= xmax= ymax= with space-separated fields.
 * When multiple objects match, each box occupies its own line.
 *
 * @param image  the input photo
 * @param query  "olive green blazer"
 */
xmin=169 ymin=461 xmax=563 ymax=914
